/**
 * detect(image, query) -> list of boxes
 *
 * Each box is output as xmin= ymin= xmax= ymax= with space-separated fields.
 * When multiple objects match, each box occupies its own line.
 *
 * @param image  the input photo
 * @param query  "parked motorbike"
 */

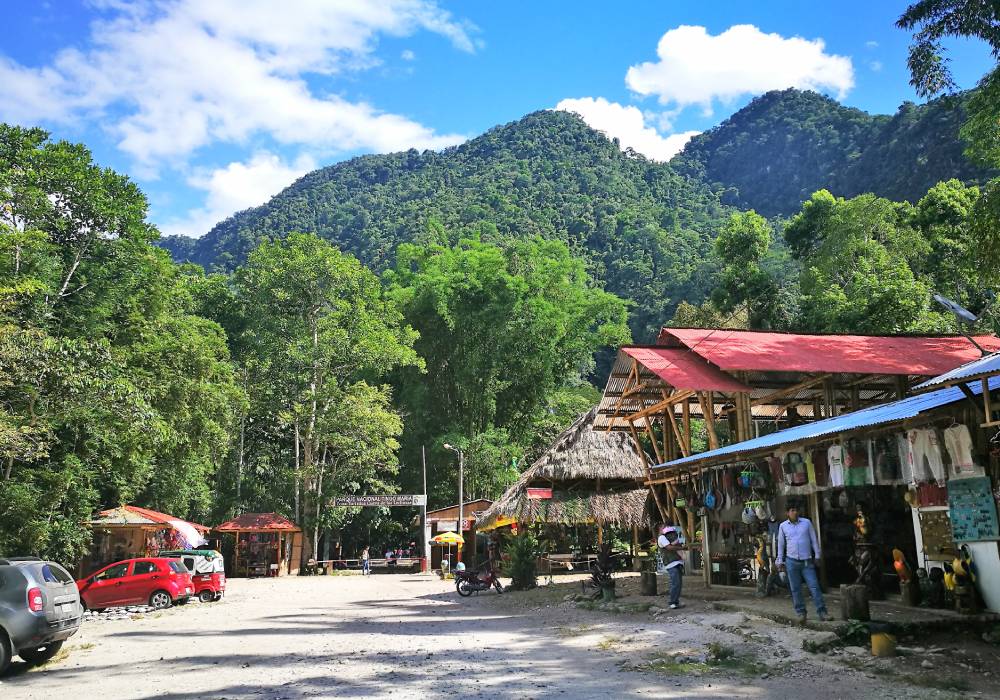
xmin=455 ymin=566 xmax=503 ymax=596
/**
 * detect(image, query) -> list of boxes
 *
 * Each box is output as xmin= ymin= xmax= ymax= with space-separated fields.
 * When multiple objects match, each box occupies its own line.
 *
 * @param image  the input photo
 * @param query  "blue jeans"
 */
xmin=786 ymin=557 xmax=826 ymax=616
xmin=362 ymin=560 xmax=370 ymax=575
xmin=666 ymin=565 xmax=683 ymax=605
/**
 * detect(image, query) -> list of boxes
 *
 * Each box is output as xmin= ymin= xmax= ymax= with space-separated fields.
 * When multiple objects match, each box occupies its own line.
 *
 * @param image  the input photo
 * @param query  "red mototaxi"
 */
xmin=158 ymin=549 xmax=226 ymax=602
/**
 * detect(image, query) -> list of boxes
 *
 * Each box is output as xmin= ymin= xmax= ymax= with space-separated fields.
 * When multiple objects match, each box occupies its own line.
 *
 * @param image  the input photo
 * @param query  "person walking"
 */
xmin=657 ymin=524 xmax=686 ymax=610
xmin=776 ymin=503 xmax=831 ymax=623
xmin=361 ymin=546 xmax=370 ymax=575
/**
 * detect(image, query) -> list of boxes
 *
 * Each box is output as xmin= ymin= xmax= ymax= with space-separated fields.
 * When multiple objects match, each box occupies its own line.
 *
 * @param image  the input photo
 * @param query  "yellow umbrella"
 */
xmin=430 ymin=531 xmax=464 ymax=574
xmin=431 ymin=531 xmax=464 ymax=544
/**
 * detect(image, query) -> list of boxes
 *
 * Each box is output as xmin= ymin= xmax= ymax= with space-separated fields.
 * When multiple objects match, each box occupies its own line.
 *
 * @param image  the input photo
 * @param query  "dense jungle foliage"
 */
xmin=673 ymin=88 xmax=998 ymax=217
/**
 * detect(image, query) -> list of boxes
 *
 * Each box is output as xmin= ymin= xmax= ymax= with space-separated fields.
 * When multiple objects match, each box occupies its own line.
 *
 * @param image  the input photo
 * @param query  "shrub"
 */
xmin=506 ymin=530 xmax=538 ymax=591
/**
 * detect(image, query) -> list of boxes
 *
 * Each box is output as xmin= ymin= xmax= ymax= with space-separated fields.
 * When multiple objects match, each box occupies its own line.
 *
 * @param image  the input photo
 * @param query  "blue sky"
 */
xmin=1 ymin=1 xmax=994 ymax=238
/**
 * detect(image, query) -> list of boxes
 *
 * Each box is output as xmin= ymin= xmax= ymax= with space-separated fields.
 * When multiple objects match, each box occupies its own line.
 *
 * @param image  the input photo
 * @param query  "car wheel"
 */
xmin=0 ymin=632 xmax=11 ymax=676
xmin=149 ymin=590 xmax=172 ymax=610
xmin=19 ymin=641 xmax=63 ymax=665
xmin=199 ymin=590 xmax=215 ymax=603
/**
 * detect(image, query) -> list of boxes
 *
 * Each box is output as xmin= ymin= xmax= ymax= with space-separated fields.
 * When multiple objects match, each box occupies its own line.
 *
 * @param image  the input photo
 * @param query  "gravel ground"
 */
xmin=0 ymin=573 xmax=985 ymax=699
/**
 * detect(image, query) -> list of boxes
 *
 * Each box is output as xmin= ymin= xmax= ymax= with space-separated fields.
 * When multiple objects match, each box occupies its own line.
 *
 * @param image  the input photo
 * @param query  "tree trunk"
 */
xmin=294 ymin=420 xmax=301 ymax=523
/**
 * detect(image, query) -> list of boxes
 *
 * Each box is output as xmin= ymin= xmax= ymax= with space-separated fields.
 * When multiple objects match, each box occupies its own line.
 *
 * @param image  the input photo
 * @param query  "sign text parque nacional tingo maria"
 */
xmin=333 ymin=494 xmax=427 ymax=507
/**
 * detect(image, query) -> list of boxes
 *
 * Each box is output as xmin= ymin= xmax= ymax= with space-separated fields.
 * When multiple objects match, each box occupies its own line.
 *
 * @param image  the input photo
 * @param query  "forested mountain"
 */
xmin=160 ymin=110 xmax=729 ymax=341
xmin=672 ymin=88 xmax=997 ymax=216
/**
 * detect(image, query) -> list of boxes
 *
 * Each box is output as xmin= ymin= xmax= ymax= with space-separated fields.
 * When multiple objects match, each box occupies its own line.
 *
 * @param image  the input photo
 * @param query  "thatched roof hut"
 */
xmin=477 ymin=408 xmax=651 ymax=530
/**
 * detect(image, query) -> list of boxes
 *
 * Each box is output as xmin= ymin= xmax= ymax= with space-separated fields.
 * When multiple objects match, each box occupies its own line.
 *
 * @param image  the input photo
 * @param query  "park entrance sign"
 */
xmin=333 ymin=495 xmax=427 ymax=507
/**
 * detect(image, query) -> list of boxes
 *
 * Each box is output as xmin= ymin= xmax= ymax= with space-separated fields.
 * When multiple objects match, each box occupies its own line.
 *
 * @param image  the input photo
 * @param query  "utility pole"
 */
xmin=443 ymin=443 xmax=465 ymax=563
xmin=421 ymin=445 xmax=428 ymax=562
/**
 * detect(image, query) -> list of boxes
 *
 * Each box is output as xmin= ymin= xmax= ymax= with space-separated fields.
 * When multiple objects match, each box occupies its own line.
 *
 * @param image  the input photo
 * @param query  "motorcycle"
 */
xmin=455 ymin=566 xmax=504 ymax=596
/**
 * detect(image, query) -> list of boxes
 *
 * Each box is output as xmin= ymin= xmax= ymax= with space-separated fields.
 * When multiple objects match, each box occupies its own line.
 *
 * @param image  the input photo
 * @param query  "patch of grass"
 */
xmin=26 ymin=647 xmax=71 ymax=672
xmin=636 ymin=644 xmax=766 ymax=677
xmin=556 ymin=623 xmax=597 ymax=638
xmin=75 ymin=642 xmax=96 ymax=651
xmin=596 ymin=636 xmax=622 ymax=651
xmin=910 ymin=674 xmax=972 ymax=691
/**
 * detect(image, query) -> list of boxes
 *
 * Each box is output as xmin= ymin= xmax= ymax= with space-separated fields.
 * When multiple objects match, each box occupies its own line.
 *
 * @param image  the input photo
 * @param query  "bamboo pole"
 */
xmin=629 ymin=421 xmax=668 ymax=522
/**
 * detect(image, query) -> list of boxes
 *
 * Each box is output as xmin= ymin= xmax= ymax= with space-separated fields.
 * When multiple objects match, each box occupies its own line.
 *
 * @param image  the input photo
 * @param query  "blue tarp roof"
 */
xmin=914 ymin=352 xmax=1000 ymax=391
xmin=652 ymin=376 xmax=1000 ymax=472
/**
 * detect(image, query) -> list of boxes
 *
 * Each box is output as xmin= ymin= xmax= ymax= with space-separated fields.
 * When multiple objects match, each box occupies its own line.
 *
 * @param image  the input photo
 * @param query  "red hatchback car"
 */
xmin=77 ymin=558 xmax=194 ymax=611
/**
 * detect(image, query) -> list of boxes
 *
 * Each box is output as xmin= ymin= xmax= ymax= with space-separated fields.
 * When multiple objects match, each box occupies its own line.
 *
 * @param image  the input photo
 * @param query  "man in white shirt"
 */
xmin=776 ymin=503 xmax=831 ymax=623
xmin=657 ymin=524 xmax=686 ymax=609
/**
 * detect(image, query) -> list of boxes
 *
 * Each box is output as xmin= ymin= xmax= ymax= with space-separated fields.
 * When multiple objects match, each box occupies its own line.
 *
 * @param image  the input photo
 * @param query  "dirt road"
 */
xmin=0 ymin=574 xmax=977 ymax=699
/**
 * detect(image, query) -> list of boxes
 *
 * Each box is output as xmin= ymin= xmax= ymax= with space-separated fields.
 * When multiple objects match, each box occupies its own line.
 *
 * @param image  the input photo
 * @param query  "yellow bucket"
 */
xmin=871 ymin=632 xmax=897 ymax=657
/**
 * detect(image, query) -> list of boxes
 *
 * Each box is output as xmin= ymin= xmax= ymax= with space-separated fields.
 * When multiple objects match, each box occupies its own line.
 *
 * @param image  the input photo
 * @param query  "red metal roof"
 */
xmin=95 ymin=505 xmax=209 ymax=531
xmin=621 ymin=347 xmax=750 ymax=392
xmin=214 ymin=512 xmax=301 ymax=531
xmin=657 ymin=328 xmax=1000 ymax=376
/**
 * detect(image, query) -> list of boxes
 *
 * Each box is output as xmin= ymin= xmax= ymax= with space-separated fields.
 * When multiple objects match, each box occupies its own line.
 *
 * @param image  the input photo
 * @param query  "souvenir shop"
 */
xmin=651 ymin=375 xmax=1000 ymax=611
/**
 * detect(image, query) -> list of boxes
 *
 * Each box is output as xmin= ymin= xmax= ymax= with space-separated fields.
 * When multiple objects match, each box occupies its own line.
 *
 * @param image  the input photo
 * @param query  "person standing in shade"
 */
xmin=776 ymin=503 xmax=831 ymax=623
xmin=361 ymin=546 xmax=370 ymax=575
xmin=657 ymin=524 xmax=686 ymax=610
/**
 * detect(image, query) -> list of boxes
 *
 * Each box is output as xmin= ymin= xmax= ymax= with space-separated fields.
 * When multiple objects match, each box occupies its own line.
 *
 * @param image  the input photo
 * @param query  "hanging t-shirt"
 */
xmin=943 ymin=424 xmax=984 ymax=477
xmin=873 ymin=435 xmax=903 ymax=484
xmin=827 ymin=444 xmax=846 ymax=487
xmin=805 ymin=451 xmax=817 ymax=486
xmin=896 ymin=433 xmax=913 ymax=484
xmin=782 ymin=451 xmax=808 ymax=486
xmin=906 ymin=428 xmax=946 ymax=483
xmin=767 ymin=455 xmax=783 ymax=485
xmin=943 ymin=424 xmax=976 ymax=476
xmin=844 ymin=437 xmax=874 ymax=486
xmin=811 ymin=448 xmax=829 ymax=487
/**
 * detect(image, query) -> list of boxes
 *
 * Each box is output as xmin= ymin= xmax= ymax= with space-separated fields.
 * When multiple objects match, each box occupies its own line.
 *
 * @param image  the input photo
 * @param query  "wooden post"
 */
xmin=644 ymin=416 xmax=664 ymax=465
xmin=631 ymin=525 xmax=638 ymax=557
xmin=701 ymin=512 xmax=711 ymax=588
xmin=630 ymin=421 xmax=669 ymax=522
xmin=698 ymin=392 xmax=720 ymax=450
xmin=682 ymin=399 xmax=691 ymax=455
xmin=809 ymin=491 xmax=828 ymax=590
xmin=596 ymin=477 xmax=603 ymax=546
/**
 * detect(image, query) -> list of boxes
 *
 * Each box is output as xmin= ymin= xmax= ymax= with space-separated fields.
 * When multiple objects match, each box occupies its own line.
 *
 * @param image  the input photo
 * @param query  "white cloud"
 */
xmin=865 ymin=40 xmax=879 ymax=49
xmin=556 ymin=97 xmax=699 ymax=161
xmin=0 ymin=0 xmax=474 ymax=168
xmin=159 ymin=152 xmax=316 ymax=237
xmin=625 ymin=24 xmax=854 ymax=113
xmin=869 ymin=60 xmax=883 ymax=72
xmin=401 ymin=49 xmax=416 ymax=61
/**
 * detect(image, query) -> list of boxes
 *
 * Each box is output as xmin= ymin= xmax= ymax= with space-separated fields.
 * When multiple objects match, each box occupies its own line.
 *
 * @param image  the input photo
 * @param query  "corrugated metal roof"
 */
xmin=621 ymin=346 xmax=750 ymax=392
xmin=214 ymin=512 xmax=301 ymax=531
xmin=652 ymin=376 xmax=1000 ymax=472
xmin=914 ymin=352 xmax=1000 ymax=391
xmin=658 ymin=328 xmax=1000 ymax=376
xmin=89 ymin=505 xmax=209 ymax=531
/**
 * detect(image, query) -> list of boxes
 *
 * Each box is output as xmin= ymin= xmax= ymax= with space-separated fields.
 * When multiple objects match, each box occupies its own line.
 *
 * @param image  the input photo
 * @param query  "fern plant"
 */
xmin=506 ymin=530 xmax=538 ymax=591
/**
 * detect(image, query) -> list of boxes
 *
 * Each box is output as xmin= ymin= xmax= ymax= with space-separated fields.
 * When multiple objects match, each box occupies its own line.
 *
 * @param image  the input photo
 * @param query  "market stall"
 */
xmin=477 ymin=408 xmax=654 ymax=574
xmin=80 ymin=505 xmax=209 ymax=576
xmin=214 ymin=513 xmax=303 ymax=577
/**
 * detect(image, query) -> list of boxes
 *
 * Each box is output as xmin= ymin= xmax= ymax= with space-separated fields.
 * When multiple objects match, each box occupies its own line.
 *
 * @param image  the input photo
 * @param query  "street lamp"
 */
xmin=443 ymin=443 xmax=464 ymax=562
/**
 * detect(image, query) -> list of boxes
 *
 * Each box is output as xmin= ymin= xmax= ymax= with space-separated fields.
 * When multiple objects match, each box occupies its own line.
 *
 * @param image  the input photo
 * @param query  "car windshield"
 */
xmin=41 ymin=563 xmax=73 ymax=584
xmin=168 ymin=561 xmax=188 ymax=573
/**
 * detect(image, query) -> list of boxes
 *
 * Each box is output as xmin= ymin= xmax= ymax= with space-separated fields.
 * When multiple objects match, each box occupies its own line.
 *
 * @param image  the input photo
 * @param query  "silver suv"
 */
xmin=0 ymin=557 xmax=83 ymax=674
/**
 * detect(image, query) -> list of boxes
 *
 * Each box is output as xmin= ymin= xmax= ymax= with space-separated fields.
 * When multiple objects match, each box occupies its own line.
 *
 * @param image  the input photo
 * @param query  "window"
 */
xmin=168 ymin=561 xmax=188 ymax=573
xmin=182 ymin=557 xmax=195 ymax=572
xmin=133 ymin=561 xmax=157 ymax=575
xmin=94 ymin=563 xmax=129 ymax=581
xmin=41 ymin=564 xmax=74 ymax=584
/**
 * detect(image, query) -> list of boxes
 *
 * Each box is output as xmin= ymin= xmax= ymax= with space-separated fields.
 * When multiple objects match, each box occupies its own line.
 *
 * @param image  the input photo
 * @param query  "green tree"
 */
xmin=0 ymin=125 xmax=241 ymax=560
xmin=711 ymin=211 xmax=780 ymax=328
xmin=233 ymin=233 xmax=421 ymax=558
xmin=386 ymin=235 xmax=630 ymax=504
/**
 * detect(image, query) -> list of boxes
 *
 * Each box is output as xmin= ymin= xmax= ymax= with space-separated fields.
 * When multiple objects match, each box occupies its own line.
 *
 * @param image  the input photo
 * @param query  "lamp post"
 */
xmin=443 ymin=443 xmax=464 ymax=562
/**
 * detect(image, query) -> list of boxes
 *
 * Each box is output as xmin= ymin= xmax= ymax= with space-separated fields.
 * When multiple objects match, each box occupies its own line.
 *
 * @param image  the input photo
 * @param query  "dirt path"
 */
xmin=0 ymin=574 xmax=982 ymax=699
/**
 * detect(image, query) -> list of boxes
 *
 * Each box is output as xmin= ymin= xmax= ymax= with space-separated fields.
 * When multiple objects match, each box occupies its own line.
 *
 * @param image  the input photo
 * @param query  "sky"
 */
xmin=1 ymin=1 xmax=995 ymax=238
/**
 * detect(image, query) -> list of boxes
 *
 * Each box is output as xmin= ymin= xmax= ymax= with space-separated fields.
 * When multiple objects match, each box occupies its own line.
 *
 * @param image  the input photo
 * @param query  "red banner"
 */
xmin=526 ymin=487 xmax=552 ymax=500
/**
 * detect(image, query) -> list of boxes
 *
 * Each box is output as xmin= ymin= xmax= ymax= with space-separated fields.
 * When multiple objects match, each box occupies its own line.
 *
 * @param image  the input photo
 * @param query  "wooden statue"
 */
xmin=850 ymin=503 xmax=883 ymax=600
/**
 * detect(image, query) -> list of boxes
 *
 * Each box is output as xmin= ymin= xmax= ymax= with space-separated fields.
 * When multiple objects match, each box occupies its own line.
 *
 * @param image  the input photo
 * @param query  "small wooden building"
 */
xmin=424 ymin=499 xmax=493 ymax=569
xmin=81 ymin=505 xmax=209 ymax=576
xmin=214 ymin=513 xmax=304 ymax=577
